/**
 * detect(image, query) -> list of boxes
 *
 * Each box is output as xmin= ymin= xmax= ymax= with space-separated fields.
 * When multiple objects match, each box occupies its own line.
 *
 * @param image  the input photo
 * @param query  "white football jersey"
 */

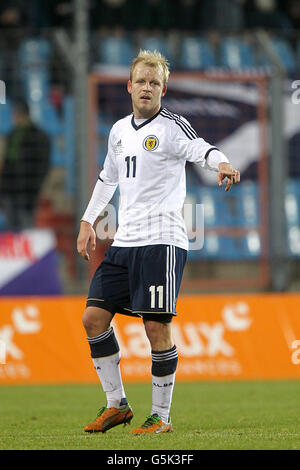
xmin=99 ymin=107 xmax=227 ymax=251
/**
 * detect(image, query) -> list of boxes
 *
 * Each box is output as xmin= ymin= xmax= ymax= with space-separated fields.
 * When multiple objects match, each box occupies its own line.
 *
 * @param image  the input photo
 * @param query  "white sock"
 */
xmin=151 ymin=373 xmax=176 ymax=423
xmin=92 ymin=351 xmax=126 ymax=409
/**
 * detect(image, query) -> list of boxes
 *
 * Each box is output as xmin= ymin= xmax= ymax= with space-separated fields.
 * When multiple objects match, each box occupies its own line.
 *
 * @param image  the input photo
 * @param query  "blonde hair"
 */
xmin=130 ymin=49 xmax=170 ymax=86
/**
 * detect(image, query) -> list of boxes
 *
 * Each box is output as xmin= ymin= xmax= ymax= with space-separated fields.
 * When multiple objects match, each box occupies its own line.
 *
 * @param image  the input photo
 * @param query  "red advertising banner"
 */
xmin=0 ymin=294 xmax=300 ymax=384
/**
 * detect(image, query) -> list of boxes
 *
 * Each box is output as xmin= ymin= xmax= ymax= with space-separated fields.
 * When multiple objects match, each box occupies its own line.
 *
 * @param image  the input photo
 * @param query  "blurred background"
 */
xmin=0 ymin=0 xmax=300 ymax=297
xmin=1 ymin=2 xmax=300 ymax=436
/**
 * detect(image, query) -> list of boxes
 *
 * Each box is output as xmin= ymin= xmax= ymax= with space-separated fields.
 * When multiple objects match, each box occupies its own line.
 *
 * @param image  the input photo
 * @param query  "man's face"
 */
xmin=127 ymin=63 xmax=167 ymax=119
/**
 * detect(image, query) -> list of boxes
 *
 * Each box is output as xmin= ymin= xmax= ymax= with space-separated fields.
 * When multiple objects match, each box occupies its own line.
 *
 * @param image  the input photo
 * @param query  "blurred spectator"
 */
xmin=244 ymin=0 xmax=291 ymax=29
xmin=50 ymin=0 xmax=73 ymax=28
xmin=0 ymin=2 xmax=25 ymax=99
xmin=0 ymin=1 xmax=51 ymax=33
xmin=0 ymin=2 xmax=23 ymax=28
xmin=201 ymin=0 xmax=246 ymax=32
xmin=0 ymin=100 xmax=50 ymax=231
xmin=91 ymin=0 xmax=134 ymax=30
xmin=176 ymin=0 xmax=202 ymax=31
xmin=283 ymin=0 xmax=300 ymax=29
xmin=90 ymin=0 xmax=177 ymax=31
xmin=137 ymin=0 xmax=176 ymax=31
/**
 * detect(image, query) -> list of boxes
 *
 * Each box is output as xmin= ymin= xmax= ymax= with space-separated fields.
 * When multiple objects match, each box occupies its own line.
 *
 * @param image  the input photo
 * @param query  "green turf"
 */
xmin=0 ymin=380 xmax=300 ymax=450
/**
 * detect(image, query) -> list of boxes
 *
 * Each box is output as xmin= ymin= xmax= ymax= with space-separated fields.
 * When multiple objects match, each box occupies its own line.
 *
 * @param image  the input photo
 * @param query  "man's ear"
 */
xmin=127 ymin=80 xmax=132 ymax=94
xmin=162 ymin=84 xmax=167 ymax=97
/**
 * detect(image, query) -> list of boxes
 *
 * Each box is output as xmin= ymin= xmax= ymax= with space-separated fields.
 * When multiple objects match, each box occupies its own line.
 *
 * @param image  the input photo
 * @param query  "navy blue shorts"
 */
xmin=86 ymin=244 xmax=187 ymax=323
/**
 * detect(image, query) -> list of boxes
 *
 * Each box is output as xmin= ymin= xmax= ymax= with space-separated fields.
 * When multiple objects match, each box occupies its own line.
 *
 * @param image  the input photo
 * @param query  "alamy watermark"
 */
xmin=95 ymin=202 xmax=205 ymax=250
xmin=0 ymin=80 xmax=6 ymax=104
xmin=291 ymin=80 xmax=300 ymax=104
xmin=291 ymin=340 xmax=300 ymax=365
xmin=0 ymin=339 xmax=6 ymax=364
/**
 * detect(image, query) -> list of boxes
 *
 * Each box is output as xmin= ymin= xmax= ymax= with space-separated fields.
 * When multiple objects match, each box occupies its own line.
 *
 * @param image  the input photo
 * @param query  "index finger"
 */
xmin=225 ymin=176 xmax=233 ymax=192
xmin=80 ymin=249 xmax=90 ymax=261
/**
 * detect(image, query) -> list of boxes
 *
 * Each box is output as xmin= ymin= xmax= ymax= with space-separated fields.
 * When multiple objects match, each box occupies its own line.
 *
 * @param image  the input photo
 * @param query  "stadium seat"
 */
xmin=240 ymin=182 xmax=259 ymax=226
xmin=31 ymin=99 xmax=62 ymax=136
xmin=199 ymin=187 xmax=218 ymax=227
xmin=0 ymin=210 xmax=7 ymax=231
xmin=0 ymin=100 xmax=13 ymax=134
xmin=219 ymin=37 xmax=256 ymax=70
xmin=187 ymin=186 xmax=221 ymax=259
xmin=259 ymin=37 xmax=296 ymax=72
xmin=273 ymin=38 xmax=296 ymax=71
xmin=19 ymin=39 xmax=51 ymax=103
xmin=99 ymin=36 xmax=134 ymax=66
xmin=241 ymin=230 xmax=261 ymax=258
xmin=30 ymin=99 xmax=64 ymax=167
xmin=227 ymin=181 xmax=258 ymax=227
xmin=286 ymin=179 xmax=300 ymax=257
xmin=19 ymin=38 xmax=51 ymax=64
xmin=22 ymin=68 xmax=50 ymax=104
xmin=140 ymin=37 xmax=172 ymax=62
xmin=179 ymin=37 xmax=216 ymax=70
xmin=187 ymin=182 xmax=261 ymax=260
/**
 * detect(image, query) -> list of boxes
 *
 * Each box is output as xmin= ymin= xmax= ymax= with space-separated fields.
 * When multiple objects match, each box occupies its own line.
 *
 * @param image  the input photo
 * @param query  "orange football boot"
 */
xmin=84 ymin=405 xmax=133 ymax=433
xmin=130 ymin=414 xmax=173 ymax=435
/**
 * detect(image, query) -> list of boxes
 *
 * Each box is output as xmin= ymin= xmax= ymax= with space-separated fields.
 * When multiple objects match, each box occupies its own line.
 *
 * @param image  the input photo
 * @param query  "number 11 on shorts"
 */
xmin=149 ymin=285 xmax=164 ymax=309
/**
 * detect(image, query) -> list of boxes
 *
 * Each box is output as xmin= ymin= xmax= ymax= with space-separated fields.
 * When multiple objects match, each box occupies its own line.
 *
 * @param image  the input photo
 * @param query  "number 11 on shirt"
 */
xmin=125 ymin=156 xmax=136 ymax=178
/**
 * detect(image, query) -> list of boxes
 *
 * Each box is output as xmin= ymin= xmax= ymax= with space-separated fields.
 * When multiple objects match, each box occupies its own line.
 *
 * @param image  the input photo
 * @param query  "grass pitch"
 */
xmin=0 ymin=380 xmax=300 ymax=450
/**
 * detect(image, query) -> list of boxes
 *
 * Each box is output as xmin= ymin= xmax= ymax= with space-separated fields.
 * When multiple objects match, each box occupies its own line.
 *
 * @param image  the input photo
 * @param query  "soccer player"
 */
xmin=77 ymin=50 xmax=240 ymax=435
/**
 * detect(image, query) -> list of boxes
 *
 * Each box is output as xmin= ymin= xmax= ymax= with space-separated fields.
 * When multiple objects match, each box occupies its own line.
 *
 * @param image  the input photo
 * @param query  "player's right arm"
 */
xmin=77 ymin=220 xmax=96 ymax=261
xmin=77 ymin=128 xmax=118 ymax=261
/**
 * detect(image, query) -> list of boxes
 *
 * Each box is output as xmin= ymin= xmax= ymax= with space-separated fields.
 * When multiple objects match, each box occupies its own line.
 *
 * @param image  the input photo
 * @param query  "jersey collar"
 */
xmin=131 ymin=107 xmax=162 ymax=131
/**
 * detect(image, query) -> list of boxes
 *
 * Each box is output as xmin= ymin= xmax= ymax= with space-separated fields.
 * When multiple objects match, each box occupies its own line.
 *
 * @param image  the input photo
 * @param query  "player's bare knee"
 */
xmin=143 ymin=320 xmax=173 ymax=350
xmin=81 ymin=308 xmax=98 ymax=332
xmin=82 ymin=307 xmax=112 ymax=335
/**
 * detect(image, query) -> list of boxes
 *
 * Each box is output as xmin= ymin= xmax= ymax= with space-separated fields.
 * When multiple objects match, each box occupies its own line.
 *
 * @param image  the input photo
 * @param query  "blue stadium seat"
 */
xmin=30 ymin=99 xmax=64 ymax=166
xmin=199 ymin=187 xmax=219 ymax=227
xmin=240 ymin=182 xmax=259 ymax=226
xmin=31 ymin=99 xmax=62 ymax=135
xmin=219 ymin=37 xmax=256 ymax=70
xmin=180 ymin=37 xmax=216 ymax=70
xmin=219 ymin=181 xmax=259 ymax=227
xmin=0 ymin=100 xmax=13 ymax=134
xmin=188 ymin=233 xmax=261 ymax=261
xmin=285 ymin=180 xmax=300 ymax=226
xmin=187 ymin=186 xmax=221 ymax=259
xmin=22 ymin=69 xmax=49 ymax=103
xmin=240 ymin=230 xmax=261 ymax=258
xmin=286 ymin=179 xmax=300 ymax=257
xmin=0 ymin=210 xmax=8 ymax=231
xmin=19 ymin=38 xmax=51 ymax=64
xmin=140 ymin=37 xmax=172 ymax=62
xmin=259 ymin=38 xmax=295 ymax=72
xmin=99 ymin=36 xmax=134 ymax=66
xmin=19 ymin=39 xmax=51 ymax=103
xmin=187 ymin=182 xmax=261 ymax=260
xmin=288 ymin=225 xmax=300 ymax=257
xmin=272 ymin=38 xmax=295 ymax=71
